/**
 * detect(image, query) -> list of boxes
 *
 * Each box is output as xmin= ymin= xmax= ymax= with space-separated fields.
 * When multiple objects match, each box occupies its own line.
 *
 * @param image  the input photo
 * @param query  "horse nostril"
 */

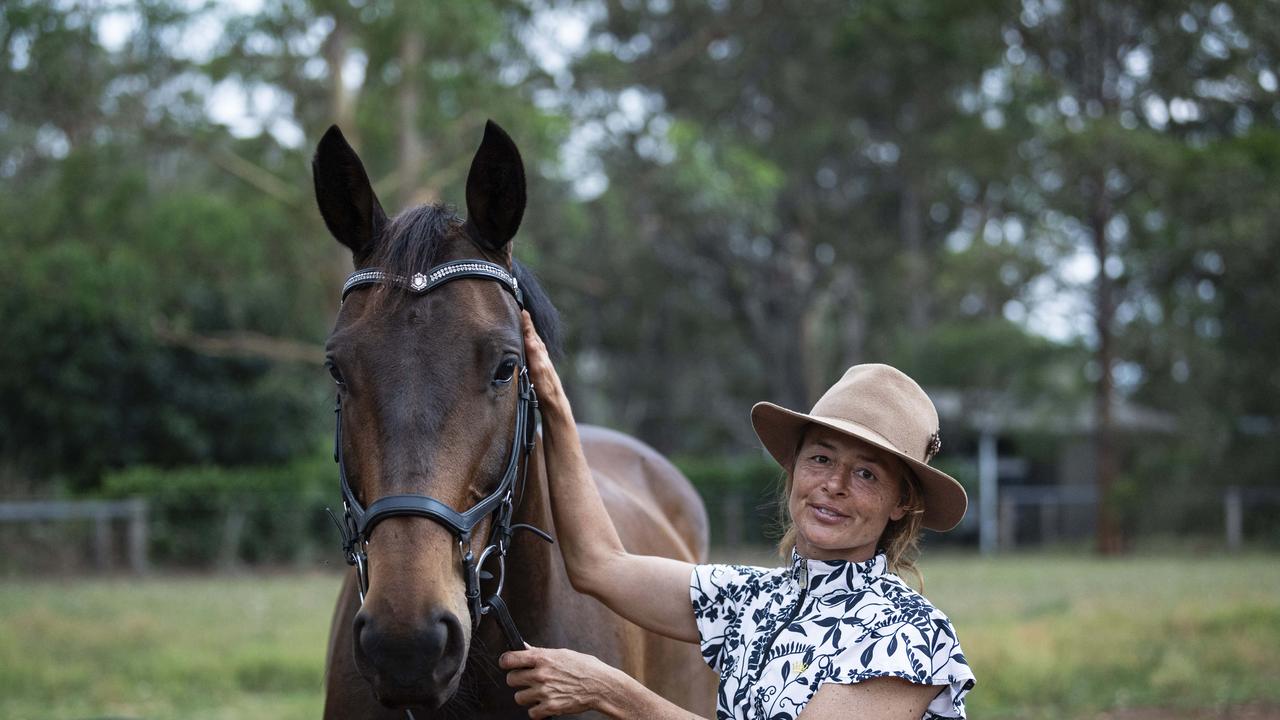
xmin=352 ymin=609 xmax=375 ymax=665
xmin=428 ymin=609 xmax=465 ymax=684
xmin=353 ymin=606 xmax=467 ymax=692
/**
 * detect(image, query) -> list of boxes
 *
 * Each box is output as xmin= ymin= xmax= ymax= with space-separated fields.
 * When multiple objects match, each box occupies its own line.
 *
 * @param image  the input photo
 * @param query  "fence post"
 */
xmin=128 ymin=499 xmax=149 ymax=574
xmin=1224 ymin=487 xmax=1243 ymax=552
xmin=220 ymin=506 xmax=247 ymax=569
xmin=999 ymin=496 xmax=1017 ymax=551
xmin=94 ymin=503 xmax=112 ymax=571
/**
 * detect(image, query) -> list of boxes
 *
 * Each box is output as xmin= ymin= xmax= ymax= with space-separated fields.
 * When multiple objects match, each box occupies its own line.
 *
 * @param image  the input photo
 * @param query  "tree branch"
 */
xmin=152 ymin=319 xmax=324 ymax=365
xmin=207 ymin=148 xmax=300 ymax=207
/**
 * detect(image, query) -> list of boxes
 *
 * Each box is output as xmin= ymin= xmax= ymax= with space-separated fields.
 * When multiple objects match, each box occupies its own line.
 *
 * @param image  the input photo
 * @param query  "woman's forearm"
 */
xmin=536 ymin=385 xmax=626 ymax=592
xmin=523 ymin=313 xmax=699 ymax=641
xmin=502 ymin=645 xmax=709 ymax=719
xmin=594 ymin=666 xmax=708 ymax=720
xmin=521 ymin=309 xmax=628 ymax=594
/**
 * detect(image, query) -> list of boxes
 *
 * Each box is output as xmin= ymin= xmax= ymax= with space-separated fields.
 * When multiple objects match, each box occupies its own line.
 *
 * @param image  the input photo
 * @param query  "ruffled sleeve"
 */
xmin=689 ymin=563 xmax=764 ymax=673
xmin=823 ymin=588 xmax=975 ymax=718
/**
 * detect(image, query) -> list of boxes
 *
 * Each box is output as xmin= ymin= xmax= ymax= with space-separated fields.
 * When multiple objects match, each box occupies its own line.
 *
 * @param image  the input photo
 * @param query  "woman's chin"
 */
xmin=795 ymin=526 xmax=876 ymax=562
xmin=795 ymin=530 xmax=848 ymax=559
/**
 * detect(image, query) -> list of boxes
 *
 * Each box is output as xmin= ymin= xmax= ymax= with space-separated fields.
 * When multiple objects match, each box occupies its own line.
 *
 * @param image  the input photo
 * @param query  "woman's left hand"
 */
xmin=521 ymin=310 xmax=568 ymax=416
xmin=500 ymin=645 xmax=622 ymax=719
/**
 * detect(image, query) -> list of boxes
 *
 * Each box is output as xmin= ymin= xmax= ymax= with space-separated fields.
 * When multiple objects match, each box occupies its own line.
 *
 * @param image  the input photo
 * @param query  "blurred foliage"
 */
xmin=677 ymin=454 xmax=784 ymax=547
xmin=101 ymin=452 xmax=333 ymax=566
xmin=1 ymin=0 xmax=1279 ymax=553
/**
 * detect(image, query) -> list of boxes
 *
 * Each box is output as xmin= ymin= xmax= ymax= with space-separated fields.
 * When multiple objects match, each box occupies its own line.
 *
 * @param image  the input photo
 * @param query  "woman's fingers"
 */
xmin=510 ymin=669 xmax=553 ymax=715
xmin=520 ymin=311 xmax=541 ymax=348
xmin=512 ymin=686 xmax=540 ymax=705
xmin=502 ymin=645 xmax=603 ymax=717
xmin=520 ymin=311 xmax=563 ymax=403
xmin=520 ymin=312 xmax=547 ymax=367
xmin=499 ymin=648 xmax=538 ymax=670
xmin=505 ymin=669 xmax=528 ymax=687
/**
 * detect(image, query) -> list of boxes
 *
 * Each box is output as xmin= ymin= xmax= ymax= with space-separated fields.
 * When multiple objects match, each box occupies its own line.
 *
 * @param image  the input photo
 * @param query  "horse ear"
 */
xmin=312 ymin=125 xmax=388 ymax=265
xmin=464 ymin=120 xmax=526 ymax=253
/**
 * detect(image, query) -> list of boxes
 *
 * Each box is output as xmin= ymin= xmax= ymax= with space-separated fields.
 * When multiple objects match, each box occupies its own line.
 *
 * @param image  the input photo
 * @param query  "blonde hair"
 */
xmin=776 ymin=437 xmax=927 ymax=590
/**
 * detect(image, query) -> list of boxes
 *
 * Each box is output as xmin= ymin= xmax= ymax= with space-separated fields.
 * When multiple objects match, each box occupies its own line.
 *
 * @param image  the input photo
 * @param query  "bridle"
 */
xmin=327 ymin=258 xmax=552 ymax=657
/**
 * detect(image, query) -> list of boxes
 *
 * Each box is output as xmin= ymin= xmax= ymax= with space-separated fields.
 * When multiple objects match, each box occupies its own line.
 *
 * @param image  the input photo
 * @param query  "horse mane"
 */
xmin=366 ymin=203 xmax=562 ymax=357
xmin=512 ymin=260 xmax=562 ymax=359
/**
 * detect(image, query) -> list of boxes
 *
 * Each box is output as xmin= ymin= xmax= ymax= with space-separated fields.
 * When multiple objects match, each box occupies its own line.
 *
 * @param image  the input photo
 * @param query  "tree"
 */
xmin=0 ymin=0 xmax=574 ymax=489
xmin=1013 ymin=0 xmax=1280 ymax=551
xmin=560 ymin=0 xmax=1058 ymax=453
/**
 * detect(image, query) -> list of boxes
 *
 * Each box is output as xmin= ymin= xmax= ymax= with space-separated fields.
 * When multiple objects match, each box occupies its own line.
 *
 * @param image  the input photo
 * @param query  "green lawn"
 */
xmin=0 ymin=571 xmax=337 ymax=720
xmin=1 ymin=553 xmax=1277 ymax=719
xmin=920 ymin=553 xmax=1280 ymax=719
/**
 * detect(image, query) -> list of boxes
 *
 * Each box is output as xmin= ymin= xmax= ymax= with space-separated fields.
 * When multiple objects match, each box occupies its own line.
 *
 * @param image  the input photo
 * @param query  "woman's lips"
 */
xmin=808 ymin=503 xmax=849 ymax=523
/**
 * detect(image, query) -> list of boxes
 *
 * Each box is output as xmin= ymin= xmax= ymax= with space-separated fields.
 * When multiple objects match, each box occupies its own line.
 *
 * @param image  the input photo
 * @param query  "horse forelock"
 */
xmin=367 ymin=203 xmax=464 ymax=296
xmin=360 ymin=202 xmax=562 ymax=355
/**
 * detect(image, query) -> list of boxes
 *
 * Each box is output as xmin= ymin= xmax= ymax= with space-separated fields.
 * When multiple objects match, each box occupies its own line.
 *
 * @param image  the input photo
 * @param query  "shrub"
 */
xmin=101 ymin=453 xmax=337 ymax=567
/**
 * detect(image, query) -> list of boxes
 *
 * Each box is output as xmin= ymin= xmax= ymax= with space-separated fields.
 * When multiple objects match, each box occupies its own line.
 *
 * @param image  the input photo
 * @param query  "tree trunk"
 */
xmin=900 ymin=172 xmax=929 ymax=335
xmin=323 ymin=13 xmax=358 ymax=285
xmin=396 ymin=31 xmax=427 ymax=208
xmin=323 ymin=17 xmax=356 ymax=133
xmin=1090 ymin=173 xmax=1123 ymax=555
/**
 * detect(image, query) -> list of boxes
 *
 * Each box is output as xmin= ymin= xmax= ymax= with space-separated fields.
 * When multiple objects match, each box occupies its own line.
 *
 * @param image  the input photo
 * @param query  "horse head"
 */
xmin=313 ymin=121 xmax=556 ymax=710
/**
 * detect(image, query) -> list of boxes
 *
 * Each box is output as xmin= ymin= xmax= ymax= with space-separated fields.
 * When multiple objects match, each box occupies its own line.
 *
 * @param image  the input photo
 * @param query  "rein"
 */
xmin=327 ymin=259 xmax=553 ymax=660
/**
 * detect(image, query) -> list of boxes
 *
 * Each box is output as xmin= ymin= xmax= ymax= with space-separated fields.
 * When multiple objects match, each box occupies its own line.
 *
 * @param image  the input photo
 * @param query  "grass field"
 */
xmin=1 ymin=552 xmax=1278 ymax=719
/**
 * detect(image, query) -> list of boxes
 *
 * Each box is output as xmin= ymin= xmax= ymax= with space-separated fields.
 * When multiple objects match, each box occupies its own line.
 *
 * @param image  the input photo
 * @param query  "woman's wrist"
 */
xmin=593 ymin=665 xmax=645 ymax=718
xmin=595 ymin=667 xmax=699 ymax=720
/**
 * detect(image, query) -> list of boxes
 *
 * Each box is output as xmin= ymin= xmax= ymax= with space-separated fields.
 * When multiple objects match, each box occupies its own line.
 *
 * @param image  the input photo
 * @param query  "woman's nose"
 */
xmin=819 ymin=466 xmax=851 ymax=495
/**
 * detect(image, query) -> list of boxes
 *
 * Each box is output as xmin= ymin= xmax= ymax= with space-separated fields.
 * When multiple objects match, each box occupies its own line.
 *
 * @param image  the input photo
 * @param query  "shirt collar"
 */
xmin=790 ymin=549 xmax=888 ymax=597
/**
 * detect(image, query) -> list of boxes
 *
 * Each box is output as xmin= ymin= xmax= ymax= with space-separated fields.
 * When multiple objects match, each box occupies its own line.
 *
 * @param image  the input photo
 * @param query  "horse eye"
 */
xmin=325 ymin=360 xmax=345 ymax=386
xmin=493 ymin=357 xmax=518 ymax=385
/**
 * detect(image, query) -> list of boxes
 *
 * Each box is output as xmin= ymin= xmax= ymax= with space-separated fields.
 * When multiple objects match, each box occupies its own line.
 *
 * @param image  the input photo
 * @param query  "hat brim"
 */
xmin=751 ymin=401 xmax=968 ymax=532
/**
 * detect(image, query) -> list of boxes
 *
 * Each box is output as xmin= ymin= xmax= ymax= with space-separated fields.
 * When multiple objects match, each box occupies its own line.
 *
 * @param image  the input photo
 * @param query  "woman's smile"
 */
xmin=807 ymin=501 xmax=850 ymax=524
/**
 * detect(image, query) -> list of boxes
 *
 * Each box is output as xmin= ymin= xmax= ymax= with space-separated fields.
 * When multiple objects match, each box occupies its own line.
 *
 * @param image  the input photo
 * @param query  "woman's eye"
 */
xmin=856 ymin=468 xmax=877 ymax=482
xmin=493 ymin=357 xmax=519 ymax=385
xmin=325 ymin=360 xmax=345 ymax=386
xmin=810 ymin=454 xmax=829 ymax=464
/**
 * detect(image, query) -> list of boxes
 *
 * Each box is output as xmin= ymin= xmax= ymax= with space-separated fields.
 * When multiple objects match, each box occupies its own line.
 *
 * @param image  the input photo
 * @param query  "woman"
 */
xmin=501 ymin=312 xmax=975 ymax=719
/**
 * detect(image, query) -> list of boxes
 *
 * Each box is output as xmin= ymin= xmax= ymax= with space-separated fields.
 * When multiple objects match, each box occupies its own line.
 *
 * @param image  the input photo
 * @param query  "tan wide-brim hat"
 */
xmin=752 ymin=363 xmax=968 ymax=532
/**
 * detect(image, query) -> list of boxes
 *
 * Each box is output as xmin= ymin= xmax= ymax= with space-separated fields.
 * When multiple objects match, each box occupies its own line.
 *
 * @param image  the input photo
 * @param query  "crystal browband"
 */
xmin=341 ymin=260 xmax=522 ymax=306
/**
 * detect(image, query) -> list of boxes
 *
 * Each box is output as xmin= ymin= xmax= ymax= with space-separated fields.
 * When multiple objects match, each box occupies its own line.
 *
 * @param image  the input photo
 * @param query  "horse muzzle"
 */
xmin=353 ymin=605 xmax=468 ymax=708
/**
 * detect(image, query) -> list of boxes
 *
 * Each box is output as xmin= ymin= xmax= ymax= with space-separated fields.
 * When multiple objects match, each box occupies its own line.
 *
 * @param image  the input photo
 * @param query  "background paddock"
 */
xmin=2 ymin=553 xmax=1277 ymax=720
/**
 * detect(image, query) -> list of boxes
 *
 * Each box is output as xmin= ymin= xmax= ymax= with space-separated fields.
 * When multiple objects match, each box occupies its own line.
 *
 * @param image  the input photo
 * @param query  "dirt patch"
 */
xmin=1093 ymin=704 xmax=1280 ymax=720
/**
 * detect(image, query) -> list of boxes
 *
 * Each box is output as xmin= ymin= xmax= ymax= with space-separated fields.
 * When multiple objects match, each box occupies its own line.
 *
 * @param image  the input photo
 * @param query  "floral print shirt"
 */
xmin=689 ymin=551 xmax=974 ymax=720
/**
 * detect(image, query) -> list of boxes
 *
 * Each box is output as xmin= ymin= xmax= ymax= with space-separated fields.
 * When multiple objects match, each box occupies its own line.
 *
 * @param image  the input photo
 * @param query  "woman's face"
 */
xmin=788 ymin=425 xmax=908 ymax=562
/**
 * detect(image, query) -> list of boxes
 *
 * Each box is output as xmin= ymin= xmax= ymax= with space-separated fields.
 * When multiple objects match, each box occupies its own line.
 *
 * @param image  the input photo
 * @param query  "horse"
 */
xmin=313 ymin=120 xmax=718 ymax=719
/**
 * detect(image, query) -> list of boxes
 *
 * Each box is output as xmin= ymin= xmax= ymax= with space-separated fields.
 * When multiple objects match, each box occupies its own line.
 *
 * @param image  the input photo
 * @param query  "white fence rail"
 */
xmin=994 ymin=485 xmax=1280 ymax=551
xmin=0 ymin=499 xmax=149 ymax=572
